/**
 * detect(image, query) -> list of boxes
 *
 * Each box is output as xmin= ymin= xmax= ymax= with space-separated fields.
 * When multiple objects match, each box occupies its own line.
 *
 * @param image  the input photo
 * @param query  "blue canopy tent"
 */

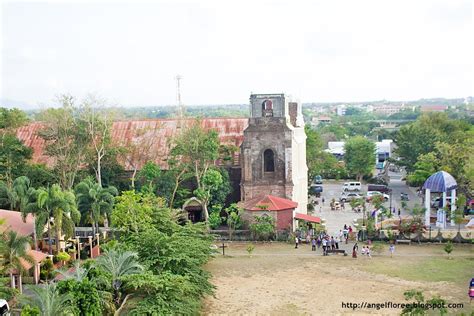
xmin=422 ymin=171 xmax=457 ymax=227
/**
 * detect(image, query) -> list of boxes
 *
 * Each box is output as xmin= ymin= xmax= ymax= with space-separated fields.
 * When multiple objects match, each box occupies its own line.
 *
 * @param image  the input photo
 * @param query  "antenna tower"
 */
xmin=175 ymin=75 xmax=184 ymax=127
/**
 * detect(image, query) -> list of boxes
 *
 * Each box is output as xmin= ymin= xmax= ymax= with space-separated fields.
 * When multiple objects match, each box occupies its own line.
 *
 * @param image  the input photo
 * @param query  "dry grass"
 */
xmin=203 ymin=242 xmax=473 ymax=315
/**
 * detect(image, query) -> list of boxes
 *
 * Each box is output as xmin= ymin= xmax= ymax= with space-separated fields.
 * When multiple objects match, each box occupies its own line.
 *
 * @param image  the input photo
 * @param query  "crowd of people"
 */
xmin=294 ymin=223 xmax=396 ymax=259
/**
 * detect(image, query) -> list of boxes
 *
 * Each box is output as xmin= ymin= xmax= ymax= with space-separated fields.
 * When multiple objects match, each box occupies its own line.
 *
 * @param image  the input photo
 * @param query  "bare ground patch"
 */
xmin=203 ymin=242 xmax=473 ymax=315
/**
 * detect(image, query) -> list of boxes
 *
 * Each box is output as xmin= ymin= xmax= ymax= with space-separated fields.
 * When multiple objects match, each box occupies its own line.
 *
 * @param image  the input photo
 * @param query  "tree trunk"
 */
xmin=10 ymin=272 xmax=15 ymax=289
xmin=96 ymin=152 xmax=103 ymax=187
xmin=56 ymin=224 xmax=62 ymax=253
xmin=169 ymin=178 xmax=180 ymax=209
xmin=131 ymin=168 xmax=137 ymax=189
xmin=18 ymin=274 xmax=22 ymax=294
xmin=202 ymin=202 xmax=209 ymax=222
xmin=33 ymin=217 xmax=38 ymax=251
xmin=48 ymin=220 xmax=53 ymax=255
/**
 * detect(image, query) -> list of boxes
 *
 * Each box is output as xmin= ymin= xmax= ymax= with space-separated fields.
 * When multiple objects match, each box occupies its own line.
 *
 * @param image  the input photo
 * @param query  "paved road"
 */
xmin=311 ymin=174 xmax=418 ymax=233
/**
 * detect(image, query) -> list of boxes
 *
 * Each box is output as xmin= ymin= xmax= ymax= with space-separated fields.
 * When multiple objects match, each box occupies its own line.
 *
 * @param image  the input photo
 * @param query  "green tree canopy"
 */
xmin=343 ymin=136 xmax=376 ymax=181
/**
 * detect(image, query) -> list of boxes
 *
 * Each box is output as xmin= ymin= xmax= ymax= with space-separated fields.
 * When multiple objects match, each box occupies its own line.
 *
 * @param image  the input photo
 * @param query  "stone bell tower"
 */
xmin=240 ymin=93 xmax=308 ymax=213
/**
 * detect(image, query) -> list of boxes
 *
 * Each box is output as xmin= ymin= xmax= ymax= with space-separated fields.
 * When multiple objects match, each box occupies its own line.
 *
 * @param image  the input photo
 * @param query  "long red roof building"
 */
xmin=16 ymin=118 xmax=248 ymax=170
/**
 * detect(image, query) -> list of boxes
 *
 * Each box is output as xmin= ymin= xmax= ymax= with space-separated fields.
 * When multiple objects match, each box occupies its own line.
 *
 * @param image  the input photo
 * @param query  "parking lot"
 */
xmin=309 ymin=172 xmax=421 ymax=234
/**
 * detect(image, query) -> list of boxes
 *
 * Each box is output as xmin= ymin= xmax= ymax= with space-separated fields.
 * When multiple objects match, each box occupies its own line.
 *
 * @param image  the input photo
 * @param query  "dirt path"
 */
xmin=203 ymin=243 xmax=473 ymax=315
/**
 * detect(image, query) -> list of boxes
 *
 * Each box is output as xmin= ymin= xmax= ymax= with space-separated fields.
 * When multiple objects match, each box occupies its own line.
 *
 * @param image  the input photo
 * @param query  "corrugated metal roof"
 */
xmin=16 ymin=118 xmax=248 ymax=170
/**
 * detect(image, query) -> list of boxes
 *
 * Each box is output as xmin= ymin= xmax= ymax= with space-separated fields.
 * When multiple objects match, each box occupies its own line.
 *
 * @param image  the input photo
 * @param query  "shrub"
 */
xmin=208 ymin=211 xmax=222 ymax=229
xmin=56 ymin=251 xmax=71 ymax=262
xmin=250 ymin=215 xmax=275 ymax=241
xmin=40 ymin=258 xmax=55 ymax=281
xmin=246 ymin=244 xmax=255 ymax=256
xmin=444 ymin=241 xmax=453 ymax=259
xmin=20 ymin=305 xmax=41 ymax=316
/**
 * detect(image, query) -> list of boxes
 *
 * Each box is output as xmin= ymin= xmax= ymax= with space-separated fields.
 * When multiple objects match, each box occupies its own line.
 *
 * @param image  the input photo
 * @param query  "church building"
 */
xmin=240 ymin=93 xmax=308 ymax=215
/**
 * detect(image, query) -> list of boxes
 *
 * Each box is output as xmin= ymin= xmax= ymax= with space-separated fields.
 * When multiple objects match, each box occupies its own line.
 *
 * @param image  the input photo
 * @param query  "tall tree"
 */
xmin=37 ymin=184 xmax=80 ymax=254
xmin=37 ymin=95 xmax=89 ymax=189
xmin=0 ymin=134 xmax=32 ymax=189
xmin=75 ymin=177 xmax=118 ymax=233
xmin=394 ymin=113 xmax=470 ymax=172
xmin=344 ymin=136 xmax=376 ymax=181
xmin=170 ymin=121 xmax=220 ymax=221
xmin=79 ymin=96 xmax=114 ymax=187
xmin=0 ymin=230 xmax=34 ymax=293
xmin=407 ymin=152 xmax=439 ymax=187
xmin=305 ymin=125 xmax=339 ymax=180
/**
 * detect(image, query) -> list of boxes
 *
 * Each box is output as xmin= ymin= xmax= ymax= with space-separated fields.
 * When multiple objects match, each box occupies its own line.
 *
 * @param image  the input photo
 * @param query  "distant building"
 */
xmin=420 ymin=105 xmax=448 ymax=112
xmin=311 ymin=115 xmax=332 ymax=126
xmin=325 ymin=139 xmax=393 ymax=164
xmin=372 ymin=104 xmax=405 ymax=116
xmin=336 ymin=105 xmax=346 ymax=116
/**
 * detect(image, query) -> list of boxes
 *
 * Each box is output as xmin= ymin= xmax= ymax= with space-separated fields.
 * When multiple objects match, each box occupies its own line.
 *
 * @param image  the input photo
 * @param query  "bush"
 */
xmin=20 ymin=305 xmax=41 ymax=316
xmin=40 ymin=258 xmax=55 ymax=281
xmin=250 ymin=215 xmax=275 ymax=241
xmin=246 ymin=244 xmax=255 ymax=256
xmin=56 ymin=251 xmax=71 ymax=262
xmin=208 ymin=211 xmax=222 ymax=229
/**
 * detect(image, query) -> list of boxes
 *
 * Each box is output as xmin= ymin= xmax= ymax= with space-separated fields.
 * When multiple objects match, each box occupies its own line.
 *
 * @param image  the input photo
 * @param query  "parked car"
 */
xmin=400 ymin=192 xmax=409 ymax=201
xmin=340 ymin=192 xmax=362 ymax=203
xmin=310 ymin=185 xmax=323 ymax=194
xmin=367 ymin=184 xmax=391 ymax=193
xmin=366 ymin=191 xmax=389 ymax=201
xmin=342 ymin=182 xmax=361 ymax=192
xmin=313 ymin=175 xmax=323 ymax=184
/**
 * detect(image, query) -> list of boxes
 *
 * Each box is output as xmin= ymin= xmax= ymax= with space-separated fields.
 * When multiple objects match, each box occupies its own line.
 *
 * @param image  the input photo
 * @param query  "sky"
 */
xmin=0 ymin=0 xmax=472 ymax=108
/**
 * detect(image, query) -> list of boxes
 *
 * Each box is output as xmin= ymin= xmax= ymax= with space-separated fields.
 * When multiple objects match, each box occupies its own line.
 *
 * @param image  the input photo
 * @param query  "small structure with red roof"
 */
xmin=238 ymin=195 xmax=319 ymax=231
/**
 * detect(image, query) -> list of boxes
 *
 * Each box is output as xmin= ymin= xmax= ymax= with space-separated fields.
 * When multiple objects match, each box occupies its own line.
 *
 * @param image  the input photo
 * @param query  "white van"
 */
xmin=0 ymin=299 xmax=10 ymax=316
xmin=342 ymin=182 xmax=361 ymax=192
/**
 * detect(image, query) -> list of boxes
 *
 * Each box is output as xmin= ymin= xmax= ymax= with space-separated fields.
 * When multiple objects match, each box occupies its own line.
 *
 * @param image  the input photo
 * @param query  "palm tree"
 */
xmin=37 ymin=184 xmax=80 ymax=254
xmin=0 ymin=230 xmax=34 ymax=293
xmin=75 ymin=177 xmax=118 ymax=235
xmin=94 ymin=249 xmax=144 ymax=305
xmin=20 ymin=283 xmax=73 ymax=316
xmin=55 ymin=260 xmax=89 ymax=282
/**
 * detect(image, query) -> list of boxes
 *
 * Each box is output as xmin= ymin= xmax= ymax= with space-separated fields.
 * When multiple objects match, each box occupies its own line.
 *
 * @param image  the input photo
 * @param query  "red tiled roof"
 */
xmin=0 ymin=209 xmax=35 ymax=237
xmin=16 ymin=118 xmax=248 ymax=170
xmin=294 ymin=212 xmax=321 ymax=223
xmin=239 ymin=195 xmax=298 ymax=211
xmin=22 ymin=250 xmax=48 ymax=270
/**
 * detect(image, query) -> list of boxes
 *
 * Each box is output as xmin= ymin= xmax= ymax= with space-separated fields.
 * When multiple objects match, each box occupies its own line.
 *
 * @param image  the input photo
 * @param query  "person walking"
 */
xmin=335 ymin=236 xmax=339 ymax=250
xmin=366 ymin=246 xmax=371 ymax=258
xmin=312 ymin=238 xmax=316 ymax=251
xmin=322 ymin=238 xmax=327 ymax=255
xmin=295 ymin=236 xmax=299 ymax=249
xmin=322 ymin=197 xmax=325 ymax=206
xmin=331 ymin=237 xmax=335 ymax=250
xmin=316 ymin=236 xmax=321 ymax=249
xmin=352 ymin=243 xmax=358 ymax=258
xmin=389 ymin=244 xmax=395 ymax=258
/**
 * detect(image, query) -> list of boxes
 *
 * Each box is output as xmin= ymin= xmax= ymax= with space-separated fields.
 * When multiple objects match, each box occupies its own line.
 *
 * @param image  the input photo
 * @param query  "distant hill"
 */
xmin=0 ymin=98 xmax=37 ymax=109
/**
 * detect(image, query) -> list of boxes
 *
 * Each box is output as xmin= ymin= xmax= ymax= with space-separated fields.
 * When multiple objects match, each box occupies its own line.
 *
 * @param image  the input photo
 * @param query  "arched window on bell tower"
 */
xmin=262 ymin=99 xmax=273 ymax=117
xmin=263 ymin=149 xmax=275 ymax=172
